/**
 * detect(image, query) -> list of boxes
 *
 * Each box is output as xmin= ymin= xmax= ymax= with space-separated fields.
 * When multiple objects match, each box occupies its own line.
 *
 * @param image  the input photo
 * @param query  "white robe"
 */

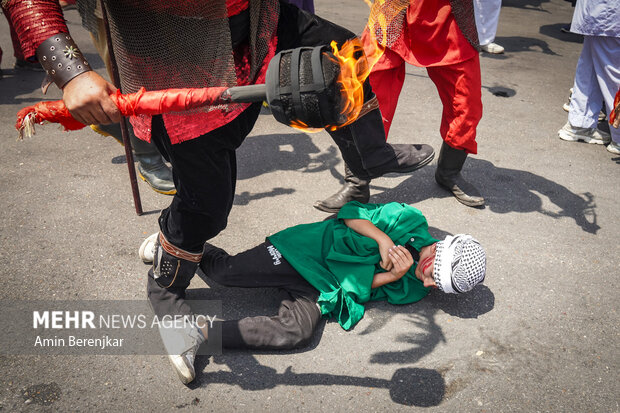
xmin=568 ymin=0 xmax=620 ymax=143
xmin=473 ymin=0 xmax=502 ymax=46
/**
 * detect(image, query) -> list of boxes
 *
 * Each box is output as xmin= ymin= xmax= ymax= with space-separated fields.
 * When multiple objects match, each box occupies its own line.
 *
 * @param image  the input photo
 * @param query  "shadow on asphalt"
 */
xmin=371 ymin=158 xmax=600 ymax=234
xmin=539 ymin=23 xmax=584 ymax=44
xmin=358 ymin=285 xmax=494 ymax=366
xmin=502 ymin=0 xmax=551 ymax=11
xmin=185 ymin=264 xmax=494 ymax=406
xmin=187 ymin=284 xmax=449 ymax=406
xmin=196 ymin=359 xmax=445 ymax=407
xmin=237 ymin=133 xmax=341 ymax=180
xmin=493 ymin=36 xmax=558 ymax=55
xmin=234 ymin=187 xmax=297 ymax=205
xmin=0 ymin=70 xmax=47 ymax=105
xmin=233 ymin=132 xmax=342 ymax=205
xmin=237 ymin=135 xmax=600 ymax=234
xmin=484 ymin=85 xmax=517 ymax=97
xmin=0 ymin=52 xmax=105 ymax=106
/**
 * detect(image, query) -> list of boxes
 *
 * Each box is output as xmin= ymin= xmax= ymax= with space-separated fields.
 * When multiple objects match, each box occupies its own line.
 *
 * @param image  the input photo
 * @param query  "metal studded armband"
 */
xmin=36 ymin=33 xmax=92 ymax=91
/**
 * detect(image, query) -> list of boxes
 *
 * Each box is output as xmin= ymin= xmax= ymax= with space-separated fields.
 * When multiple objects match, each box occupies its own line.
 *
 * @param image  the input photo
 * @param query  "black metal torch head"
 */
xmin=265 ymin=46 xmax=346 ymax=128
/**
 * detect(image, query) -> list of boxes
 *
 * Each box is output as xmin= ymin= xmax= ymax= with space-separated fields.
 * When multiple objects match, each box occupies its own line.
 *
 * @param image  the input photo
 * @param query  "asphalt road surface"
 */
xmin=0 ymin=1 xmax=618 ymax=412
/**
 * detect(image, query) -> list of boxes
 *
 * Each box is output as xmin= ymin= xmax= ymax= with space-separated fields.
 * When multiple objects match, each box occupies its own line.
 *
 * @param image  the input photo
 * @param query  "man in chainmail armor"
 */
xmin=5 ymin=0 xmax=437 ymax=383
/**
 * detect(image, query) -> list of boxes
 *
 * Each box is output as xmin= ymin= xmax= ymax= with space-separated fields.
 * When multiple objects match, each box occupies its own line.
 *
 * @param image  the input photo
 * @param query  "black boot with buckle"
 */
xmin=314 ymin=164 xmax=371 ymax=213
xmin=434 ymin=142 xmax=485 ymax=207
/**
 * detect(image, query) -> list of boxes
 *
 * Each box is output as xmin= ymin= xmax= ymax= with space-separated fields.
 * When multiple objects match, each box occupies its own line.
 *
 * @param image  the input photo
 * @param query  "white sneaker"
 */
xmin=480 ymin=42 xmax=504 ymax=54
xmin=160 ymin=324 xmax=206 ymax=384
xmin=558 ymin=122 xmax=611 ymax=145
xmin=168 ymin=352 xmax=197 ymax=385
xmin=607 ymin=141 xmax=620 ymax=155
xmin=139 ymin=232 xmax=158 ymax=263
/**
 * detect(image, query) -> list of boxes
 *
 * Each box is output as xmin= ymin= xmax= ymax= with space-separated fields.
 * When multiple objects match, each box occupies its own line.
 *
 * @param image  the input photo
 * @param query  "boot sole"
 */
xmin=313 ymin=194 xmax=370 ymax=213
xmin=453 ymin=196 xmax=485 ymax=208
xmin=138 ymin=173 xmax=177 ymax=195
xmin=436 ymin=180 xmax=485 ymax=207
xmin=312 ymin=202 xmax=343 ymax=214
xmin=371 ymin=151 xmax=435 ymax=178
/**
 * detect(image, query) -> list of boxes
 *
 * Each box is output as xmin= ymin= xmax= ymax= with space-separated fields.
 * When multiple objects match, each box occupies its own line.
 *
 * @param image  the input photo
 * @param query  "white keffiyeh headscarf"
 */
xmin=433 ymin=234 xmax=486 ymax=294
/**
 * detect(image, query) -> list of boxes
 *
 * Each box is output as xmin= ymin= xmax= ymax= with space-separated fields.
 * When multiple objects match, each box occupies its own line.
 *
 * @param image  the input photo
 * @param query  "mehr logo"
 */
xmin=33 ymin=311 xmax=97 ymax=329
xmin=32 ymin=311 xmax=217 ymax=330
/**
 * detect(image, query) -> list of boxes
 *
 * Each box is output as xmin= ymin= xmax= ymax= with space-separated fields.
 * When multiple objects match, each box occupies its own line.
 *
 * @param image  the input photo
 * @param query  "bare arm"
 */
xmin=343 ymin=218 xmax=395 ymax=271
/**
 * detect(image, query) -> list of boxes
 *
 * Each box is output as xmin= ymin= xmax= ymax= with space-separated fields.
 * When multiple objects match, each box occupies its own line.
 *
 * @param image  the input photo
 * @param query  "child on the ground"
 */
xmin=141 ymin=201 xmax=487 ymax=384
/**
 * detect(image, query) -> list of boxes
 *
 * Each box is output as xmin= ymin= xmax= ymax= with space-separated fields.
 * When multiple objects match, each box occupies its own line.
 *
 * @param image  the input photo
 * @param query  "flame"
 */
xmin=290 ymin=0 xmax=406 ymax=132
xmin=289 ymin=119 xmax=323 ymax=133
xmin=324 ymin=33 xmax=387 ymax=132
xmin=287 ymin=38 xmax=378 ymax=133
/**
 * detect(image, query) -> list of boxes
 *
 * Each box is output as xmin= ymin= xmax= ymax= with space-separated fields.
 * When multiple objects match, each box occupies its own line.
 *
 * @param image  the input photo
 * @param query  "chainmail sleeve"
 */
xmin=76 ymin=0 xmax=101 ymax=39
xmin=366 ymin=0 xmax=410 ymax=48
xmin=3 ymin=0 xmax=69 ymax=59
xmin=449 ymin=0 xmax=479 ymax=48
xmin=366 ymin=0 xmax=479 ymax=50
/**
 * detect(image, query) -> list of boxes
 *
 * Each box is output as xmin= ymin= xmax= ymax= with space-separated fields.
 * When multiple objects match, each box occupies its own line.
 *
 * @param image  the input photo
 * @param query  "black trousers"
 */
xmin=148 ymin=3 xmax=395 ymax=344
xmin=147 ymin=241 xmax=321 ymax=350
xmin=151 ymin=2 xmax=395 ymax=253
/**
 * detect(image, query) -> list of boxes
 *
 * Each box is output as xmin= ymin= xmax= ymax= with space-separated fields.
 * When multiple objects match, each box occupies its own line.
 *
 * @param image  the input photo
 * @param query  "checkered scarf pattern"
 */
xmin=433 ymin=234 xmax=486 ymax=294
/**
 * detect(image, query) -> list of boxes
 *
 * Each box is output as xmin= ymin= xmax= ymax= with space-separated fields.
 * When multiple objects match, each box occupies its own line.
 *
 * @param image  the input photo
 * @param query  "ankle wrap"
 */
xmin=158 ymin=232 xmax=202 ymax=263
xmin=152 ymin=233 xmax=202 ymax=289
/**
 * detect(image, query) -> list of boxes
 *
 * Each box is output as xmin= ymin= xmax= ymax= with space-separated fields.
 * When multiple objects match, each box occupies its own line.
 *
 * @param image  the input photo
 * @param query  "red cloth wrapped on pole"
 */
xmin=611 ymin=87 xmax=620 ymax=129
xmin=15 ymin=86 xmax=229 ymax=139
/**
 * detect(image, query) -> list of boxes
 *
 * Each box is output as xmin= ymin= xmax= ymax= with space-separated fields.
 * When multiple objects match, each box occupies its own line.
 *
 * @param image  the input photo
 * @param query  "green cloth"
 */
xmin=267 ymin=202 xmax=438 ymax=330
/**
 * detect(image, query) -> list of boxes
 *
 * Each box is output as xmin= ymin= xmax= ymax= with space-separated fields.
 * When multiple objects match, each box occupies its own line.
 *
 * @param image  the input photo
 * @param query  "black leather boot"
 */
xmin=91 ymin=122 xmax=176 ymax=195
xmin=313 ymin=164 xmax=371 ymax=213
xmin=434 ymin=142 xmax=485 ymax=207
xmin=327 ymin=106 xmax=434 ymax=180
xmin=366 ymin=143 xmax=435 ymax=178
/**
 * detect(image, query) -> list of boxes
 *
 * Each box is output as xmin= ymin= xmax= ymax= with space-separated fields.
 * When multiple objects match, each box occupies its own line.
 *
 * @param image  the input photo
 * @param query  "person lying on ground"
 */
xmin=140 ymin=201 xmax=487 ymax=384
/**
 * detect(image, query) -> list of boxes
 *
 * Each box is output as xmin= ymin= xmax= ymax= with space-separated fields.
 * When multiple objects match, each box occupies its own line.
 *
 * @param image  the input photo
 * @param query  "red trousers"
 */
xmin=368 ymin=48 xmax=482 ymax=154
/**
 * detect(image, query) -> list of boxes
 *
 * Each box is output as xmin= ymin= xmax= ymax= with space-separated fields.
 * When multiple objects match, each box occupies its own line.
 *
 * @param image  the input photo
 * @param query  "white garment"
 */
xmin=473 ymin=0 xmax=502 ymax=46
xmin=568 ymin=36 xmax=620 ymax=143
xmin=570 ymin=0 xmax=620 ymax=37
